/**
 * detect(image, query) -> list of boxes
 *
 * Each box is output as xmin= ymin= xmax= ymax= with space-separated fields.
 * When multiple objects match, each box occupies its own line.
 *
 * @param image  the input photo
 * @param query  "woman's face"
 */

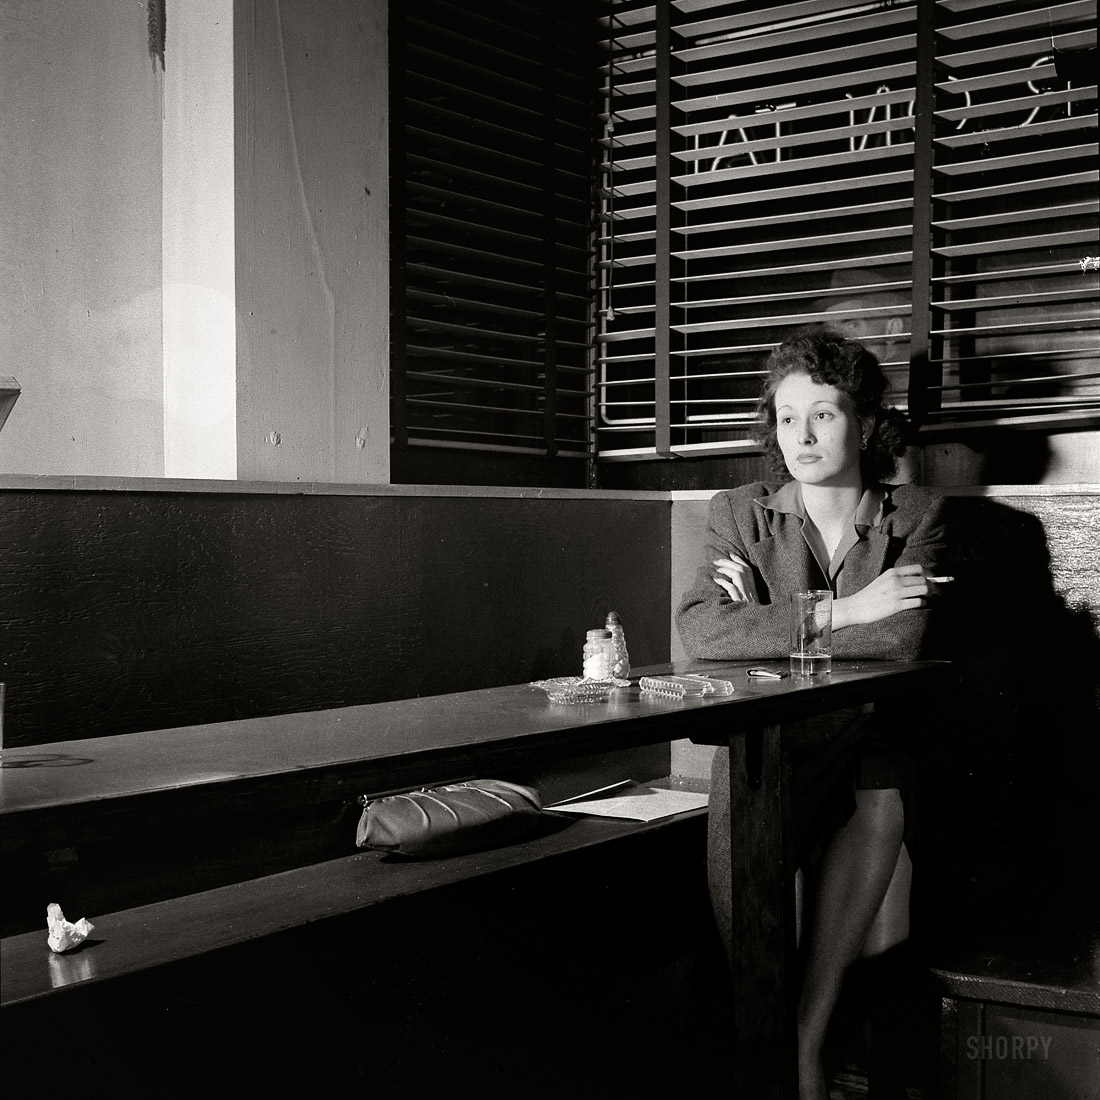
xmin=773 ymin=371 xmax=869 ymax=489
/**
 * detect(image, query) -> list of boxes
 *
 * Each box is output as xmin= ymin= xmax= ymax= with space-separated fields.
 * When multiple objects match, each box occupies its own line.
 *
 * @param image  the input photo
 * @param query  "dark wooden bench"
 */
xmin=0 ymin=481 xmax=712 ymax=1091
xmin=0 ymin=784 xmax=709 ymax=1011
xmin=0 ymin=679 xmax=720 ymax=1092
xmin=921 ymin=489 xmax=1100 ymax=1098
xmin=932 ymin=911 xmax=1100 ymax=1099
xmin=0 ymin=679 xmax=690 ymax=935
xmin=0 ymin=480 xmax=672 ymax=750
xmin=2 ymin=808 xmax=716 ymax=1092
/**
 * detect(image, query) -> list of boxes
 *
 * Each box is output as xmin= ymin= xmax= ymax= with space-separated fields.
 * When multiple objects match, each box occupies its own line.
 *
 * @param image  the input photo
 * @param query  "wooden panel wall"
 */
xmin=0 ymin=487 xmax=669 ymax=748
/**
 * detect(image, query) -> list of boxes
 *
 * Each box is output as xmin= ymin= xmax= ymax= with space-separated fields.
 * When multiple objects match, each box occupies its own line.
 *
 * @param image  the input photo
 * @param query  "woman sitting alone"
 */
xmin=676 ymin=330 xmax=950 ymax=1100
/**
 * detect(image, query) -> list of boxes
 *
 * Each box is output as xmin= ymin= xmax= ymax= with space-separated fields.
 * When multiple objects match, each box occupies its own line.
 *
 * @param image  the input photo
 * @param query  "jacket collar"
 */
xmin=755 ymin=480 xmax=889 ymax=531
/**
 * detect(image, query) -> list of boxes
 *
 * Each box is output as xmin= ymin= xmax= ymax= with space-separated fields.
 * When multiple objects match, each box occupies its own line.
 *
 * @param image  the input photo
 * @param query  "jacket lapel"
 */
xmin=752 ymin=514 xmax=823 ymax=594
xmin=839 ymin=527 xmax=891 ymax=597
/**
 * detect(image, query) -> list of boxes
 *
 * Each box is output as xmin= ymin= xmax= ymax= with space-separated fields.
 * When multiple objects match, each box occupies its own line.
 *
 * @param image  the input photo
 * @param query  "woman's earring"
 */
xmin=860 ymin=436 xmax=868 ymax=450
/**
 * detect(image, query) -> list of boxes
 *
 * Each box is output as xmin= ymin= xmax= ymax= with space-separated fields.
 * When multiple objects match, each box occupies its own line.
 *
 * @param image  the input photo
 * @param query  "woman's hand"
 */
xmin=834 ymin=564 xmax=931 ymax=629
xmin=712 ymin=551 xmax=760 ymax=604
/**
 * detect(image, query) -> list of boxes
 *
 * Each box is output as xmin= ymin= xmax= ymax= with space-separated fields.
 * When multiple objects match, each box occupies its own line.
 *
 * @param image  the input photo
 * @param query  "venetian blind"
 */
xmin=596 ymin=0 xmax=1099 ymax=460
xmin=925 ymin=0 xmax=1099 ymax=431
xmin=391 ymin=0 xmax=597 ymax=465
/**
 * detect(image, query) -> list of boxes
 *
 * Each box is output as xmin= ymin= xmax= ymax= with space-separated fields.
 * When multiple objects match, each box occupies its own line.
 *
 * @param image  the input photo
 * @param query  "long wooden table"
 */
xmin=0 ymin=658 xmax=953 ymax=1097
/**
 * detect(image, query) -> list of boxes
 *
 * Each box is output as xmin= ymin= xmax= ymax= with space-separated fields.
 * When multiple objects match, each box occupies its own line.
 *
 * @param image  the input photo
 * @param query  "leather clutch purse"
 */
xmin=355 ymin=778 xmax=543 ymax=859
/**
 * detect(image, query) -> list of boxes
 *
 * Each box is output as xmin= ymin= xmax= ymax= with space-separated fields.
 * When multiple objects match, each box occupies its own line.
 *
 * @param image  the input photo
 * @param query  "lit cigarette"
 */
xmin=930 ymin=576 xmax=954 ymax=583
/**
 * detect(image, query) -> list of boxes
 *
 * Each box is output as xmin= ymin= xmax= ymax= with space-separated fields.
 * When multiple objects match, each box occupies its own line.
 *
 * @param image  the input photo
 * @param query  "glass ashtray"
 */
xmin=639 ymin=674 xmax=735 ymax=699
xmin=529 ymin=676 xmax=627 ymax=704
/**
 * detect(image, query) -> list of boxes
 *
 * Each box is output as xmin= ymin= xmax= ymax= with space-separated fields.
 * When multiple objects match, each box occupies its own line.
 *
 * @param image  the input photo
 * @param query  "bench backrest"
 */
xmin=0 ymin=483 xmax=671 ymax=748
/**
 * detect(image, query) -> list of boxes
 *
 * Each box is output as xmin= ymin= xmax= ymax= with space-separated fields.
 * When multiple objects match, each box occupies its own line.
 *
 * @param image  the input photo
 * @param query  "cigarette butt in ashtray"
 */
xmin=46 ymin=902 xmax=94 ymax=953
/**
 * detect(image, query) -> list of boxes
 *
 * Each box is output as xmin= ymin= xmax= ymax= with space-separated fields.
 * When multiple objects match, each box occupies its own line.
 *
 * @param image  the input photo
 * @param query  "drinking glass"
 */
xmin=790 ymin=590 xmax=832 ymax=676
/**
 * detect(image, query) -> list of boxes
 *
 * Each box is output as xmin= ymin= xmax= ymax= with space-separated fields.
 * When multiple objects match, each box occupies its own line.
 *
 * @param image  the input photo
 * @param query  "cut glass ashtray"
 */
xmin=529 ymin=676 xmax=627 ymax=704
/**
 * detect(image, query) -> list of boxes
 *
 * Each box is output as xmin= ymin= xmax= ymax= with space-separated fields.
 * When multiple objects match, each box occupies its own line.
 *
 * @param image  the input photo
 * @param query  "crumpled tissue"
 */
xmin=47 ymin=902 xmax=94 ymax=953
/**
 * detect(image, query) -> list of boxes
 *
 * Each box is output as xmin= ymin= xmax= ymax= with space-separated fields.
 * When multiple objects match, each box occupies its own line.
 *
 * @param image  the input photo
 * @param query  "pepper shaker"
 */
xmin=605 ymin=611 xmax=630 ymax=679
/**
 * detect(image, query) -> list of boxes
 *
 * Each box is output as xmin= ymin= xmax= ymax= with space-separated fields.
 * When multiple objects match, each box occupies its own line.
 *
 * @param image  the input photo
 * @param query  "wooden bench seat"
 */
xmin=932 ymin=912 xmax=1100 ymax=1099
xmin=1 ymin=791 xmax=708 ymax=1010
xmin=0 ymin=683 xmax=677 ymax=937
xmin=2 ymin=792 xmax=715 ymax=1094
xmin=1 ymin=675 xmax=717 ymax=1097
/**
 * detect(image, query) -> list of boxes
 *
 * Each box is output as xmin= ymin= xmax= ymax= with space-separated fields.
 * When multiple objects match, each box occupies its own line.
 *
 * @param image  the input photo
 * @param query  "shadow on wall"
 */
xmin=912 ymin=495 xmax=1100 ymax=950
xmin=929 ymin=426 xmax=1058 ymax=488
xmin=923 ymin=348 xmax=1094 ymax=485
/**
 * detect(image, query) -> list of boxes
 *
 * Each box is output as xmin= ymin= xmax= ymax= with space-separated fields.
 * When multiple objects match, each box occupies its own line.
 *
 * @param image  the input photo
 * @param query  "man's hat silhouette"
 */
xmin=816 ymin=268 xmax=907 ymax=313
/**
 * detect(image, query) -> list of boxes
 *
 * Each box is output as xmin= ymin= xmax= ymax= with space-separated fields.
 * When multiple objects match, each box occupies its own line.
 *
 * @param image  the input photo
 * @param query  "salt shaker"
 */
xmin=605 ymin=611 xmax=630 ymax=679
xmin=582 ymin=628 xmax=615 ymax=680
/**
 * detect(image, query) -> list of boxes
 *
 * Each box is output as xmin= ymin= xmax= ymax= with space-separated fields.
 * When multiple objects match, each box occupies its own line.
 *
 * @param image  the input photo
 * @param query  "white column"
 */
xmin=162 ymin=0 xmax=237 ymax=479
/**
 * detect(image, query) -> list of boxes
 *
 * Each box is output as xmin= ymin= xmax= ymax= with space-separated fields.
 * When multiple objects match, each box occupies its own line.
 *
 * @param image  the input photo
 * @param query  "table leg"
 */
xmin=727 ymin=721 xmax=798 ymax=1099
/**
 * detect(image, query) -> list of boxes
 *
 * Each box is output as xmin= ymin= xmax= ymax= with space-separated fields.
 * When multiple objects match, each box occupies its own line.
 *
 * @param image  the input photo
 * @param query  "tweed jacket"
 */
xmin=676 ymin=480 xmax=949 ymax=662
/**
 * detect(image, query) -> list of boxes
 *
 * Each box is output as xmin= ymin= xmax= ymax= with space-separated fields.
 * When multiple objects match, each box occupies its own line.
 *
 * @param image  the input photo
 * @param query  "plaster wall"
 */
xmin=0 ymin=0 xmax=164 ymax=476
xmin=0 ymin=0 xmax=391 ymax=485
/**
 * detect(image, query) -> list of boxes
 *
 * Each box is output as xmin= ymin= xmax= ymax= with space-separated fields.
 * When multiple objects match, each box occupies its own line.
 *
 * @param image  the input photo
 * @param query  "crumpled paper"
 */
xmin=46 ymin=902 xmax=94 ymax=953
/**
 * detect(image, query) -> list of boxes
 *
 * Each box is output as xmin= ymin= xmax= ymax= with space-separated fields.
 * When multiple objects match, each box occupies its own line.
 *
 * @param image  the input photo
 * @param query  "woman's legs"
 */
xmin=858 ymin=846 xmax=915 ymax=1100
xmin=862 ymin=842 xmax=912 ymax=958
xmin=797 ymin=787 xmax=906 ymax=1100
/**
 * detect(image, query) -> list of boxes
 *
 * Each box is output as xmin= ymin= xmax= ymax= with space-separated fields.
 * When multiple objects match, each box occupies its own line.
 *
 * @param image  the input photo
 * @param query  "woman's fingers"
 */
xmin=898 ymin=564 xmax=944 ymax=595
xmin=898 ymin=570 xmax=930 ymax=597
xmin=882 ymin=565 xmax=929 ymax=596
xmin=714 ymin=563 xmax=751 ymax=584
xmin=713 ymin=575 xmax=748 ymax=602
xmin=885 ymin=571 xmax=928 ymax=611
xmin=714 ymin=554 xmax=750 ymax=571
xmin=713 ymin=556 xmax=758 ymax=603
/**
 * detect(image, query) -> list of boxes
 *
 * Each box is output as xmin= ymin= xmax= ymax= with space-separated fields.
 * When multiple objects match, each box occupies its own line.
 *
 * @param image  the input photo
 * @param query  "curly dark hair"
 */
xmin=756 ymin=329 xmax=910 ymax=484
